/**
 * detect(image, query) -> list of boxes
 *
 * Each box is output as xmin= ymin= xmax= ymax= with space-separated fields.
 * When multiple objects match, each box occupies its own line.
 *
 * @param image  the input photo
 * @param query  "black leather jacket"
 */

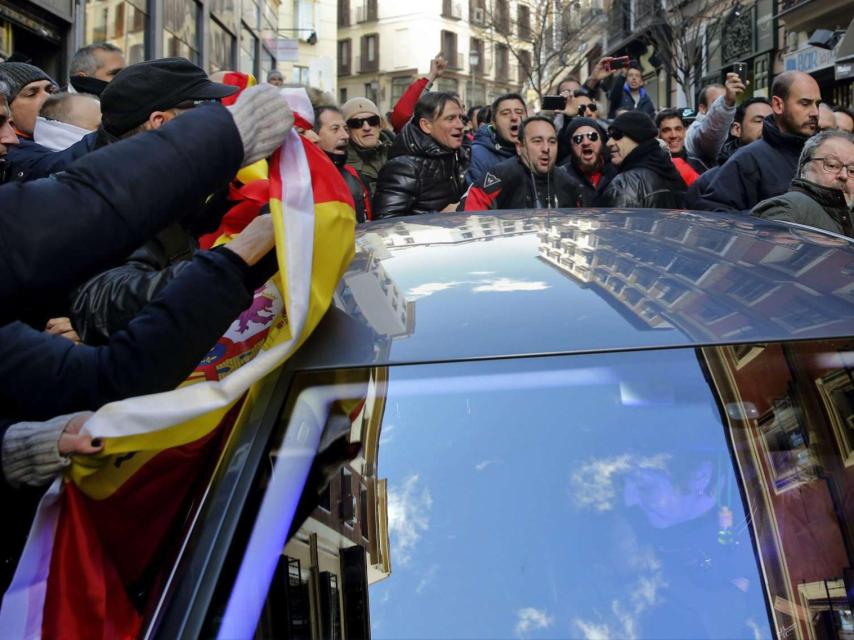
xmin=597 ymin=140 xmax=687 ymax=209
xmin=373 ymin=123 xmax=468 ymax=218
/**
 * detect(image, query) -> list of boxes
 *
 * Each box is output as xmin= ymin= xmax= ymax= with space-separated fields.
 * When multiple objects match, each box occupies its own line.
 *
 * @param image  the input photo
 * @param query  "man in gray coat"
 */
xmin=752 ymin=129 xmax=853 ymax=237
xmin=684 ymin=72 xmax=745 ymax=168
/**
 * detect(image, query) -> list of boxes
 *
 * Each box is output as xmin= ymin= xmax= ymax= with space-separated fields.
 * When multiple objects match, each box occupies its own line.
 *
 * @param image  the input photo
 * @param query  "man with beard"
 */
xmin=656 ymin=108 xmax=707 ymax=185
xmin=343 ymin=97 xmax=389 ymax=196
xmin=697 ymin=71 xmax=820 ymax=212
xmin=753 ymin=130 xmax=854 ymax=237
xmin=466 ymin=92 xmax=526 ymax=185
xmin=374 ymin=92 xmax=468 ymax=217
xmin=314 ymin=105 xmax=372 ymax=222
xmin=557 ymin=117 xmax=616 ymax=206
xmin=464 ymin=116 xmax=580 ymax=210
xmin=597 ymin=111 xmax=687 ymax=208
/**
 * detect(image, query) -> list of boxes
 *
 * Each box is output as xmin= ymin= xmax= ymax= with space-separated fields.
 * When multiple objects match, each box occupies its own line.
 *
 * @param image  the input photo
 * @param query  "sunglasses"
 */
xmin=572 ymin=131 xmax=600 ymax=144
xmin=577 ymin=103 xmax=598 ymax=114
xmin=608 ymin=129 xmax=624 ymax=140
xmin=347 ymin=115 xmax=381 ymax=129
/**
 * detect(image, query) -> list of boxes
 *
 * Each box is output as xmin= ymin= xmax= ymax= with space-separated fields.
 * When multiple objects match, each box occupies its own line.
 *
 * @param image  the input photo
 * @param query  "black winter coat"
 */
xmin=0 ymin=105 xmax=244 ymax=326
xmin=694 ymin=116 xmax=808 ymax=213
xmin=559 ymin=159 xmax=617 ymax=207
xmin=4 ymin=132 xmax=97 ymax=183
xmin=373 ymin=123 xmax=468 ymax=218
xmin=597 ymin=140 xmax=687 ymax=208
xmin=464 ymin=156 xmax=581 ymax=210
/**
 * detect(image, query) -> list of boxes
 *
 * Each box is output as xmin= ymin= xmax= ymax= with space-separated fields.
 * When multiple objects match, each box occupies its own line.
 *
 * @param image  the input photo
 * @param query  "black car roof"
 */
xmin=293 ymin=208 xmax=854 ymax=369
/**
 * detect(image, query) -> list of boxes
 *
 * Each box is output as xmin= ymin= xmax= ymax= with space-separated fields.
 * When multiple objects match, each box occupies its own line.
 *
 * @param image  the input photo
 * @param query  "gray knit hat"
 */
xmin=0 ymin=62 xmax=57 ymax=101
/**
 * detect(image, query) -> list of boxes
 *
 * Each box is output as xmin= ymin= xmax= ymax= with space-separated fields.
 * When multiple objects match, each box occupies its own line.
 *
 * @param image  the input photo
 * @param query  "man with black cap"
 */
xmin=597 ymin=111 xmax=686 ymax=208
xmin=557 ymin=117 xmax=616 ymax=206
xmin=0 ymin=61 xmax=98 ymax=182
xmin=68 ymin=57 xmax=286 ymax=344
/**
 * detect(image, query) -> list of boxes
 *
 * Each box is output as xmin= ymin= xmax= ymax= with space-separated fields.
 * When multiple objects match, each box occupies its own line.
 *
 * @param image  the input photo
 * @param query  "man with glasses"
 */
xmin=753 ymin=130 xmax=854 ymax=237
xmin=343 ymin=97 xmax=389 ymax=196
xmin=557 ymin=117 xmax=616 ymax=206
xmin=68 ymin=58 xmax=261 ymax=344
xmin=556 ymin=89 xmax=605 ymax=163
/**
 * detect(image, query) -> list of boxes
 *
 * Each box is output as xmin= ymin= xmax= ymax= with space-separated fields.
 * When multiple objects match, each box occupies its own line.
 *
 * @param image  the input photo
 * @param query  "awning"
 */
xmin=837 ymin=16 xmax=854 ymax=62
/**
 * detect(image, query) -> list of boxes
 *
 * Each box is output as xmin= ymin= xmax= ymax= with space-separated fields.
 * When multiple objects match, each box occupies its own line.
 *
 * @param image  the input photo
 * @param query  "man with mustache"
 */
xmin=557 ymin=117 xmax=616 ymax=206
xmin=696 ymin=71 xmax=821 ymax=213
xmin=464 ymin=116 xmax=580 ymax=210
xmin=314 ymin=105 xmax=372 ymax=222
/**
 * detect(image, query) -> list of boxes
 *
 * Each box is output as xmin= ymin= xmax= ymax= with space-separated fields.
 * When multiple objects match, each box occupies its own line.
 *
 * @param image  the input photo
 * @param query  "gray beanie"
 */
xmin=0 ymin=62 xmax=56 ymax=101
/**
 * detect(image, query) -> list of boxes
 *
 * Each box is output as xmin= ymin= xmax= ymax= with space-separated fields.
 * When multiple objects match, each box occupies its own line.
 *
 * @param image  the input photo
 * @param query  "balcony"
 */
xmin=355 ymin=55 xmax=379 ymax=73
xmin=443 ymin=0 xmax=463 ymax=19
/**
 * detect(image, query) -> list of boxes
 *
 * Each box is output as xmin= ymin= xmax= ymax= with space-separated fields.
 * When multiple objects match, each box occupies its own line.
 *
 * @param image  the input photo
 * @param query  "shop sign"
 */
xmin=784 ymin=46 xmax=835 ymax=73
xmin=264 ymin=37 xmax=299 ymax=62
xmin=837 ymin=59 xmax=854 ymax=80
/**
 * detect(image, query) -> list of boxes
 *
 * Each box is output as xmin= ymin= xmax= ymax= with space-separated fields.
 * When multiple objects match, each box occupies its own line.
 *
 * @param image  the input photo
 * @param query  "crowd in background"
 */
xmin=0 ymin=40 xmax=853 ymax=591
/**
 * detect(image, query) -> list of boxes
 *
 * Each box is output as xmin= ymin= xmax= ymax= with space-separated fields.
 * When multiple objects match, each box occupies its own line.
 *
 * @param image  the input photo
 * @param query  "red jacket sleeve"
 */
xmin=464 ymin=185 xmax=501 ymax=211
xmin=391 ymin=77 xmax=430 ymax=132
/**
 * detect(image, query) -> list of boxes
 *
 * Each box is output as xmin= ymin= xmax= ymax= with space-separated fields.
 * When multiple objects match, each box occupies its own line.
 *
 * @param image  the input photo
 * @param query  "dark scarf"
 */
xmin=69 ymin=75 xmax=109 ymax=97
xmin=620 ymin=140 xmax=686 ymax=190
xmin=325 ymin=150 xmax=348 ymax=168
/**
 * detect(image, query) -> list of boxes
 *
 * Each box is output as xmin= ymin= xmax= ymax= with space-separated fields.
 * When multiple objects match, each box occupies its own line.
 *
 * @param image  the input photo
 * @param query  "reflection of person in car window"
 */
xmin=623 ymin=460 xmax=716 ymax=529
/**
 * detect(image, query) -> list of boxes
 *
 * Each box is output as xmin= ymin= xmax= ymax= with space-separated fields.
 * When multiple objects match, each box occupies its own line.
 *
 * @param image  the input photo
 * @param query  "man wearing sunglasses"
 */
xmin=342 ymin=97 xmax=389 ymax=196
xmin=753 ymin=130 xmax=854 ymax=237
xmin=556 ymin=89 xmax=605 ymax=163
xmin=557 ymin=117 xmax=617 ymax=206
xmin=598 ymin=111 xmax=686 ymax=208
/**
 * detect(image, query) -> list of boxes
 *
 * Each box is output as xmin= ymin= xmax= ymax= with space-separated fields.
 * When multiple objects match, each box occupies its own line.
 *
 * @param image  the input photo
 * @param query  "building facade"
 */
xmin=1 ymin=0 xmax=280 ymax=84
xmin=335 ymin=0 xmax=532 ymax=113
xmin=276 ymin=0 xmax=338 ymax=94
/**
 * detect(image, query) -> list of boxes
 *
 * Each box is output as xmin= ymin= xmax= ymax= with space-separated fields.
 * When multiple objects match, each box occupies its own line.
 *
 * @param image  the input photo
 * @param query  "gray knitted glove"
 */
xmin=2 ymin=413 xmax=84 ymax=488
xmin=227 ymin=84 xmax=295 ymax=166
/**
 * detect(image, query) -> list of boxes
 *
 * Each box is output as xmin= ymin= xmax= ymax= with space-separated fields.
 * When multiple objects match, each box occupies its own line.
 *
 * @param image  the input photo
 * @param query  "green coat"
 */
xmin=346 ymin=140 xmax=390 ymax=196
xmin=752 ymin=178 xmax=853 ymax=238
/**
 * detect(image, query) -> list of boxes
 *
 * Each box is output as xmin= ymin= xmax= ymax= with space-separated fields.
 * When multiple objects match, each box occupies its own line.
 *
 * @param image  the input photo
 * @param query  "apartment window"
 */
xmin=357 ymin=0 xmax=377 ymax=22
xmin=338 ymin=39 xmax=351 ymax=75
xmin=442 ymin=0 xmax=462 ymax=18
xmin=495 ymin=43 xmax=509 ymax=78
xmin=210 ymin=0 xmax=237 ymax=32
xmin=469 ymin=0 xmax=485 ymax=24
xmin=338 ymin=0 xmax=350 ymax=26
xmin=441 ymin=30 xmax=460 ymax=69
xmin=208 ymin=18 xmax=235 ymax=73
xmin=162 ymin=0 xmax=200 ymax=63
xmin=360 ymin=33 xmax=379 ymax=72
xmin=239 ymin=25 xmax=257 ymax=74
xmin=242 ymin=0 xmax=259 ymax=29
xmin=364 ymin=82 xmax=378 ymax=104
xmin=469 ymin=37 xmax=484 ymax=72
xmin=84 ymin=0 xmax=148 ymax=65
xmin=339 ymin=87 xmax=348 ymax=103
xmin=518 ymin=49 xmax=532 ymax=84
xmin=495 ymin=0 xmax=510 ymax=35
xmin=391 ymin=76 xmax=413 ymax=104
xmin=292 ymin=65 xmax=309 ymax=85
xmin=517 ymin=4 xmax=531 ymax=39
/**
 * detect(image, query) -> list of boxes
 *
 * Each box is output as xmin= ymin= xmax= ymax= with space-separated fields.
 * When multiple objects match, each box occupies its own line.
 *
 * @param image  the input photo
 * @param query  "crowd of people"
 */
xmin=0 ymin=42 xmax=852 ymax=588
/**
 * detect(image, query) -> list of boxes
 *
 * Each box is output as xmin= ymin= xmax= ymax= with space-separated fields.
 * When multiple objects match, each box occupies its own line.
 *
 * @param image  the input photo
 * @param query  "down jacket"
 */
xmin=373 ymin=122 xmax=468 ymax=217
xmin=597 ymin=139 xmax=687 ymax=209
xmin=466 ymin=125 xmax=516 ymax=186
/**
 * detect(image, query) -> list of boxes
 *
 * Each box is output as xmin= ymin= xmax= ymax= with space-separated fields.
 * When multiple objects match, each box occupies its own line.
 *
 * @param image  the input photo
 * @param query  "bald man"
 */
xmin=696 ymin=71 xmax=821 ymax=212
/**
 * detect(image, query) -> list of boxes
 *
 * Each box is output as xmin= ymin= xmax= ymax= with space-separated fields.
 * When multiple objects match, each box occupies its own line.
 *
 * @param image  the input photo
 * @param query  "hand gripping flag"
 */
xmin=0 ymin=97 xmax=356 ymax=639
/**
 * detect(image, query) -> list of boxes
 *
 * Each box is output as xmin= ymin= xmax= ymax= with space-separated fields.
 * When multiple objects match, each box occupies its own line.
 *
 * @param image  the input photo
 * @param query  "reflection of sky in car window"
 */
xmin=380 ymin=235 xmax=686 ymax=362
xmin=370 ymin=349 xmax=772 ymax=639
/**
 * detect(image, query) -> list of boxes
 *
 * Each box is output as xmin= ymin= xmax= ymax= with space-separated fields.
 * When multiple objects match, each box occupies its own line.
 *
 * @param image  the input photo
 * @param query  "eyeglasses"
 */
xmin=346 ymin=115 xmax=381 ymax=129
xmin=571 ymin=131 xmax=600 ymax=145
xmin=174 ymin=98 xmax=221 ymax=110
xmin=806 ymin=156 xmax=854 ymax=177
xmin=577 ymin=103 xmax=598 ymax=114
xmin=608 ymin=129 xmax=624 ymax=141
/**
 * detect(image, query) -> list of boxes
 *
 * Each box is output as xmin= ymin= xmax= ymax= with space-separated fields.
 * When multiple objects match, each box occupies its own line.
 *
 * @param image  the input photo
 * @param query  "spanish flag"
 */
xmin=0 ymin=97 xmax=356 ymax=639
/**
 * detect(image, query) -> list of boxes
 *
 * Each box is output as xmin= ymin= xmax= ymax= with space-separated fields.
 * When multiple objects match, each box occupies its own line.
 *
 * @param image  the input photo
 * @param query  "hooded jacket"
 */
xmin=597 ymin=139 xmax=687 ymax=208
xmin=373 ymin=122 xmax=468 ymax=217
xmin=466 ymin=124 xmax=517 ymax=186
xmin=327 ymin=151 xmax=372 ymax=223
xmin=608 ymin=82 xmax=656 ymax=120
xmin=464 ymin=155 xmax=582 ymax=211
xmin=694 ymin=116 xmax=808 ymax=213
xmin=753 ymin=178 xmax=853 ymax=237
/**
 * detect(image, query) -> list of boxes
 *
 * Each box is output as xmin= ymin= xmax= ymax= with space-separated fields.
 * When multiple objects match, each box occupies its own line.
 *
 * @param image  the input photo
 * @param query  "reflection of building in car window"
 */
xmin=701 ymin=339 xmax=854 ymax=639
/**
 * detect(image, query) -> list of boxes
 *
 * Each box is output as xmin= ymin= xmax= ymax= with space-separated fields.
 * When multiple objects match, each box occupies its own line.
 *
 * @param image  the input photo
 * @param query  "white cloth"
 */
xmin=32 ymin=117 xmax=90 ymax=151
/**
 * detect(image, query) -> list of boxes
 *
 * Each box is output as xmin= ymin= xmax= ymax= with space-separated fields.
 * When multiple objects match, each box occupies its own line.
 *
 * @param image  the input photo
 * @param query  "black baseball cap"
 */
xmin=101 ymin=57 xmax=238 ymax=136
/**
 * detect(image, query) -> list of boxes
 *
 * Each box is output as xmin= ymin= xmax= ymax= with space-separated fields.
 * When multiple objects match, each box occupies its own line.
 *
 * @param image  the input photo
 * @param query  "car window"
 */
xmin=206 ymin=339 xmax=854 ymax=639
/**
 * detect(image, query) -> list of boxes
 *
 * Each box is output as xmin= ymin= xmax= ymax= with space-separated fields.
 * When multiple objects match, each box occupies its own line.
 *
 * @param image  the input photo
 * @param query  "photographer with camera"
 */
xmin=685 ymin=70 xmax=746 ymax=168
